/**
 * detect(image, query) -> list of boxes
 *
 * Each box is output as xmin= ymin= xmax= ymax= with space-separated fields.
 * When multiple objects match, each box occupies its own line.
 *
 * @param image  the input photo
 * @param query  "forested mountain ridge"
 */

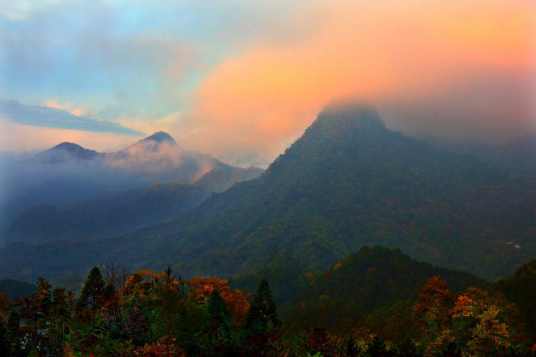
xmin=3 ymin=165 xmax=264 ymax=246
xmin=0 ymin=104 xmax=533 ymax=282
xmin=230 ymin=246 xmax=486 ymax=308
xmin=491 ymin=257 xmax=536 ymax=337
xmin=4 ymin=184 xmax=211 ymax=245
xmin=122 ymin=104 xmax=532 ymax=280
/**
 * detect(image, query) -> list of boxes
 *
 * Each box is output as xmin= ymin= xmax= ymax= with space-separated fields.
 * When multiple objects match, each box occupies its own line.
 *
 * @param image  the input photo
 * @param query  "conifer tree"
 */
xmin=243 ymin=300 xmax=266 ymax=332
xmin=241 ymin=279 xmax=284 ymax=356
xmin=251 ymin=279 xmax=280 ymax=327
xmin=76 ymin=266 xmax=105 ymax=312
xmin=201 ymin=289 xmax=235 ymax=356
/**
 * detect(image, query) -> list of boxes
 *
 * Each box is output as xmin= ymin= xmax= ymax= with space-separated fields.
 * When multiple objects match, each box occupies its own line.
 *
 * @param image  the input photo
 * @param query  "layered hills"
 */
xmin=1 ymin=131 xmax=262 ymax=233
xmin=0 ymin=104 xmax=533 ymax=282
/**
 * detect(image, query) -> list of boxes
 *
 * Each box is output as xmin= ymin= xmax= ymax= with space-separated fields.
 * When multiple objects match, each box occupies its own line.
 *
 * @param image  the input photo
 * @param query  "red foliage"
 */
xmin=413 ymin=276 xmax=454 ymax=333
xmin=185 ymin=277 xmax=250 ymax=325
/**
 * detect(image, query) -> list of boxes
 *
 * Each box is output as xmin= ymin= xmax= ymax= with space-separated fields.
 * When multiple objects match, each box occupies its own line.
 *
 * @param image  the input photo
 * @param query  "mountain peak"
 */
xmin=52 ymin=142 xmax=86 ymax=151
xmin=141 ymin=131 xmax=177 ymax=145
xmin=315 ymin=102 xmax=385 ymax=131
xmin=35 ymin=142 xmax=102 ymax=162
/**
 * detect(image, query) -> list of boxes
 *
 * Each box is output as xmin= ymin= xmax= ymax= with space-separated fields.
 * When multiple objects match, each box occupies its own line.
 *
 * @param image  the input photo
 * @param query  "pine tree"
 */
xmin=201 ymin=289 xmax=235 ymax=356
xmin=251 ymin=279 xmax=280 ymax=327
xmin=240 ymin=279 xmax=284 ymax=356
xmin=205 ymin=289 xmax=232 ymax=330
xmin=76 ymin=266 xmax=105 ymax=312
xmin=243 ymin=301 xmax=266 ymax=332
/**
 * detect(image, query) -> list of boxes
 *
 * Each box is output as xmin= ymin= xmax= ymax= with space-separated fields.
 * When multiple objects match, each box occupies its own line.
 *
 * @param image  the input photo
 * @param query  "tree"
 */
xmin=243 ymin=302 xmax=265 ymax=332
xmin=185 ymin=277 xmax=249 ymax=326
xmin=414 ymin=276 xmax=453 ymax=334
xmin=151 ymin=267 xmax=187 ymax=337
xmin=76 ymin=266 xmax=105 ymax=313
xmin=200 ymin=289 xmax=236 ymax=356
xmin=250 ymin=279 xmax=280 ymax=327
xmin=240 ymin=279 xmax=286 ymax=356
xmin=451 ymin=288 xmax=513 ymax=355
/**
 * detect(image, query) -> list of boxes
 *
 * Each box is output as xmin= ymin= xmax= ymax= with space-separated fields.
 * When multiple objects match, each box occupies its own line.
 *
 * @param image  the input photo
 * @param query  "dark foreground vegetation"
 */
xmin=0 ymin=247 xmax=535 ymax=356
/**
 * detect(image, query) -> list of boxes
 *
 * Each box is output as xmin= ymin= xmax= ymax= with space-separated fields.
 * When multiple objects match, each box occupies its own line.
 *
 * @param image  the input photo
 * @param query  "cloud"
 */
xmin=43 ymin=99 xmax=88 ymax=116
xmin=176 ymin=0 xmax=536 ymax=165
xmin=0 ymin=99 xmax=144 ymax=135
xmin=1 ymin=0 xmax=535 ymax=166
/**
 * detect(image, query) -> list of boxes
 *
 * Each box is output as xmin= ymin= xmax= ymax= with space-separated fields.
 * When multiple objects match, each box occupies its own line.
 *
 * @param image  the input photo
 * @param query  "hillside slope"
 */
xmin=132 ymin=104 xmax=532 ymax=280
xmin=5 ymin=165 xmax=264 ymax=245
xmin=0 ymin=104 xmax=533 ymax=281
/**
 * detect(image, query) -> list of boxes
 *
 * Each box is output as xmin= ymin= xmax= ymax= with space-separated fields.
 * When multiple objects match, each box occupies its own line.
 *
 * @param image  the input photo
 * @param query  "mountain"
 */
xmin=230 ymin=246 xmax=486 ymax=308
xmin=0 ymin=131 xmax=237 ymax=233
xmin=4 ymin=183 xmax=210 ymax=245
xmin=140 ymin=131 xmax=178 ymax=144
xmin=195 ymin=166 xmax=265 ymax=193
xmin=0 ymin=279 xmax=36 ymax=299
xmin=111 ymin=130 xmax=181 ymax=159
xmin=4 ymin=165 xmax=264 ymax=245
xmin=272 ymin=246 xmax=485 ymax=331
xmin=33 ymin=142 xmax=104 ymax=163
xmin=0 ymin=104 xmax=533 ymax=281
xmin=491 ymin=257 xmax=536 ymax=337
xmin=122 ymin=104 xmax=530 ymax=280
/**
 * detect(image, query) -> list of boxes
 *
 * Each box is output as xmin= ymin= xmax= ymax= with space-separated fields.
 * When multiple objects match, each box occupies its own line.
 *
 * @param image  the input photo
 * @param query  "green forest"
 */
xmin=1 ymin=108 xmax=534 ymax=285
xmin=1 ymin=246 xmax=535 ymax=356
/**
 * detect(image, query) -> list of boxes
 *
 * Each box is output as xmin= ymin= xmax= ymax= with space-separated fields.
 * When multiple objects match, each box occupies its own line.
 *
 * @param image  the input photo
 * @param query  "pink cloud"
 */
xmin=176 ymin=0 xmax=536 ymax=166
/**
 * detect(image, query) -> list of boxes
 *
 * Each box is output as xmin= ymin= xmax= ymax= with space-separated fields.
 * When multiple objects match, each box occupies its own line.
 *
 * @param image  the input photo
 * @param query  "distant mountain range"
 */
xmin=34 ymin=142 xmax=104 ymax=163
xmin=0 ymin=104 xmax=533 ymax=283
xmin=0 ymin=131 xmax=263 ymax=233
xmin=31 ymin=130 xmax=222 ymax=184
xmin=5 ymin=165 xmax=263 ymax=245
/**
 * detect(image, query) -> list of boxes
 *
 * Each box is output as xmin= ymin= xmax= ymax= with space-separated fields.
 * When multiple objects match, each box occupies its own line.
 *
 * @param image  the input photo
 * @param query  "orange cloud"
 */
xmin=178 ymin=0 xmax=536 ymax=166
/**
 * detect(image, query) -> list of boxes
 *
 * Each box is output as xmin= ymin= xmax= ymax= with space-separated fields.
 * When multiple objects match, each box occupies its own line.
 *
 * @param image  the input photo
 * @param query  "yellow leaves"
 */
xmin=332 ymin=263 xmax=342 ymax=271
xmin=467 ymin=305 xmax=510 ymax=354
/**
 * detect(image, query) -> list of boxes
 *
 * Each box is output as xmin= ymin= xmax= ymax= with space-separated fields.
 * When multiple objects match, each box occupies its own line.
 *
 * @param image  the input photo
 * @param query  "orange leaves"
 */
xmin=185 ymin=277 xmax=250 ymax=325
xmin=453 ymin=295 xmax=474 ymax=318
xmin=123 ymin=269 xmax=181 ymax=296
xmin=185 ymin=277 xmax=229 ymax=304
xmin=414 ymin=278 xmax=516 ymax=355
xmin=413 ymin=276 xmax=454 ymax=334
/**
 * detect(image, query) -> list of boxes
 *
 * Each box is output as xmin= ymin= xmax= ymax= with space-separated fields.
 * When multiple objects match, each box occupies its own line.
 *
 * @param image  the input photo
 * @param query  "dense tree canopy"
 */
xmin=0 ymin=247 xmax=534 ymax=356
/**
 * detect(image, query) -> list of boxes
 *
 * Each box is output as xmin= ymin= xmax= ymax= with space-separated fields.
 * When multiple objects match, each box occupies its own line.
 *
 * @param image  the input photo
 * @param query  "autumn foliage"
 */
xmin=185 ymin=277 xmax=250 ymax=326
xmin=0 ymin=262 xmax=535 ymax=356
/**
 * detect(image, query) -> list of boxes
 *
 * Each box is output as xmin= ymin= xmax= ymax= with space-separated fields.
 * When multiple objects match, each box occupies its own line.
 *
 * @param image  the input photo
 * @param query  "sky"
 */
xmin=0 ymin=0 xmax=535 ymax=167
